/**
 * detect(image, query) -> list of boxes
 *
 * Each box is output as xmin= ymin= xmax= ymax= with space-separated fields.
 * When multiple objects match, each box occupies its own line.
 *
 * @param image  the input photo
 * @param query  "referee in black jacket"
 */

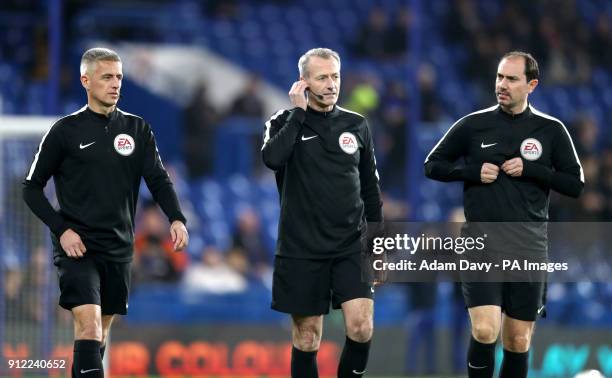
xmin=262 ymin=48 xmax=383 ymax=378
xmin=23 ymin=47 xmax=188 ymax=378
xmin=425 ymin=51 xmax=583 ymax=378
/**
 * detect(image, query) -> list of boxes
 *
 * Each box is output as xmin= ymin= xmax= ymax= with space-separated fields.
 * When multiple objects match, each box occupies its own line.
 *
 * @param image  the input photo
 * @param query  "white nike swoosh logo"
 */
xmin=481 ymin=142 xmax=497 ymax=148
xmin=537 ymin=305 xmax=545 ymax=314
xmin=80 ymin=368 xmax=100 ymax=374
xmin=301 ymin=135 xmax=318 ymax=141
xmin=79 ymin=142 xmax=96 ymax=149
xmin=352 ymin=369 xmax=366 ymax=374
xmin=468 ymin=362 xmax=488 ymax=369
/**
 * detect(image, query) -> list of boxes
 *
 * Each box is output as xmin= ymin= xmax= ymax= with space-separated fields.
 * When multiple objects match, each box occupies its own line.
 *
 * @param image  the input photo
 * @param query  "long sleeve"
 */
xmin=523 ymin=123 xmax=584 ymax=198
xmin=424 ymin=118 xmax=481 ymax=182
xmin=142 ymin=125 xmax=186 ymax=224
xmin=22 ymin=125 xmax=69 ymax=236
xmin=359 ymin=120 xmax=383 ymax=222
xmin=261 ymin=108 xmax=303 ymax=170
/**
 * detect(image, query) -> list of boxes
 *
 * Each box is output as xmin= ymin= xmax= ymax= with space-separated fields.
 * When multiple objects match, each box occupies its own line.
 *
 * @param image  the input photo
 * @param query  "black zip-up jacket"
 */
xmin=424 ymin=104 xmax=583 ymax=254
xmin=262 ymin=106 xmax=383 ymax=259
xmin=23 ymin=106 xmax=186 ymax=262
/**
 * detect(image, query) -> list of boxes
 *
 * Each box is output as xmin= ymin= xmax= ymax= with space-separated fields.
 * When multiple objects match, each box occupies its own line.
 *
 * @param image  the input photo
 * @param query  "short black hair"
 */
xmin=501 ymin=51 xmax=539 ymax=82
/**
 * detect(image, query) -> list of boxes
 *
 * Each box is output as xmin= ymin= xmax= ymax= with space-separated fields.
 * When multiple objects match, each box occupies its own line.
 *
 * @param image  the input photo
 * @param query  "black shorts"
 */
xmin=462 ymin=281 xmax=547 ymax=321
xmin=272 ymin=253 xmax=373 ymax=316
xmin=54 ymin=253 xmax=131 ymax=315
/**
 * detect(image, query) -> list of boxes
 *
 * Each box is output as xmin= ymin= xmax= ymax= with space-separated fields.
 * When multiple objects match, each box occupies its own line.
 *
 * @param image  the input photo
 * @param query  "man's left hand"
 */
xmin=170 ymin=221 xmax=189 ymax=251
xmin=501 ymin=157 xmax=523 ymax=177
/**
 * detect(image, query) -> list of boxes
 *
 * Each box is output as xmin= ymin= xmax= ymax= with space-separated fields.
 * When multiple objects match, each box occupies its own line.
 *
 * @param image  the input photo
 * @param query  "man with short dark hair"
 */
xmin=23 ymin=47 xmax=189 ymax=378
xmin=425 ymin=51 xmax=583 ymax=378
xmin=262 ymin=47 xmax=383 ymax=378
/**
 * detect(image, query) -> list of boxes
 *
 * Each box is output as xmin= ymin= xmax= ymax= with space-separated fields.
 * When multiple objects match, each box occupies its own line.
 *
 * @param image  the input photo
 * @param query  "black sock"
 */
xmin=73 ymin=340 xmax=104 ymax=378
xmin=467 ymin=336 xmax=495 ymax=378
xmin=100 ymin=344 xmax=106 ymax=359
xmin=291 ymin=346 xmax=318 ymax=378
xmin=338 ymin=336 xmax=371 ymax=377
xmin=500 ymin=349 xmax=528 ymax=378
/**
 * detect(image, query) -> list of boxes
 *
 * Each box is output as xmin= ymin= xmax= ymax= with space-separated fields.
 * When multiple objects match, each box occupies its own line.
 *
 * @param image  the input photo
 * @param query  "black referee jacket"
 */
xmin=262 ymin=106 xmax=383 ymax=259
xmin=424 ymin=104 xmax=584 ymax=253
xmin=23 ymin=106 xmax=186 ymax=262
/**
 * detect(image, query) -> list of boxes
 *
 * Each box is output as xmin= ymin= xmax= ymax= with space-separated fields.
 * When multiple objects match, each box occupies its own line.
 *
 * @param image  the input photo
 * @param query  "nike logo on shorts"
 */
xmin=480 ymin=142 xmax=497 ymax=148
xmin=301 ymin=135 xmax=318 ymax=141
xmin=80 ymin=368 xmax=100 ymax=374
xmin=468 ymin=362 xmax=487 ymax=369
xmin=352 ymin=369 xmax=366 ymax=374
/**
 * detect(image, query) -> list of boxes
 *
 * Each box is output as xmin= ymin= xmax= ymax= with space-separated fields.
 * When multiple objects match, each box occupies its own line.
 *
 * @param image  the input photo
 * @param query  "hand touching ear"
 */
xmin=289 ymin=80 xmax=308 ymax=111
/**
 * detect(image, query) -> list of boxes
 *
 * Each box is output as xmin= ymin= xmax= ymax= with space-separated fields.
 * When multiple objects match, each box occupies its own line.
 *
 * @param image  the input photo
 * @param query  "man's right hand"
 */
xmin=288 ymin=80 xmax=308 ymax=111
xmin=481 ymin=163 xmax=500 ymax=184
xmin=60 ymin=229 xmax=87 ymax=258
